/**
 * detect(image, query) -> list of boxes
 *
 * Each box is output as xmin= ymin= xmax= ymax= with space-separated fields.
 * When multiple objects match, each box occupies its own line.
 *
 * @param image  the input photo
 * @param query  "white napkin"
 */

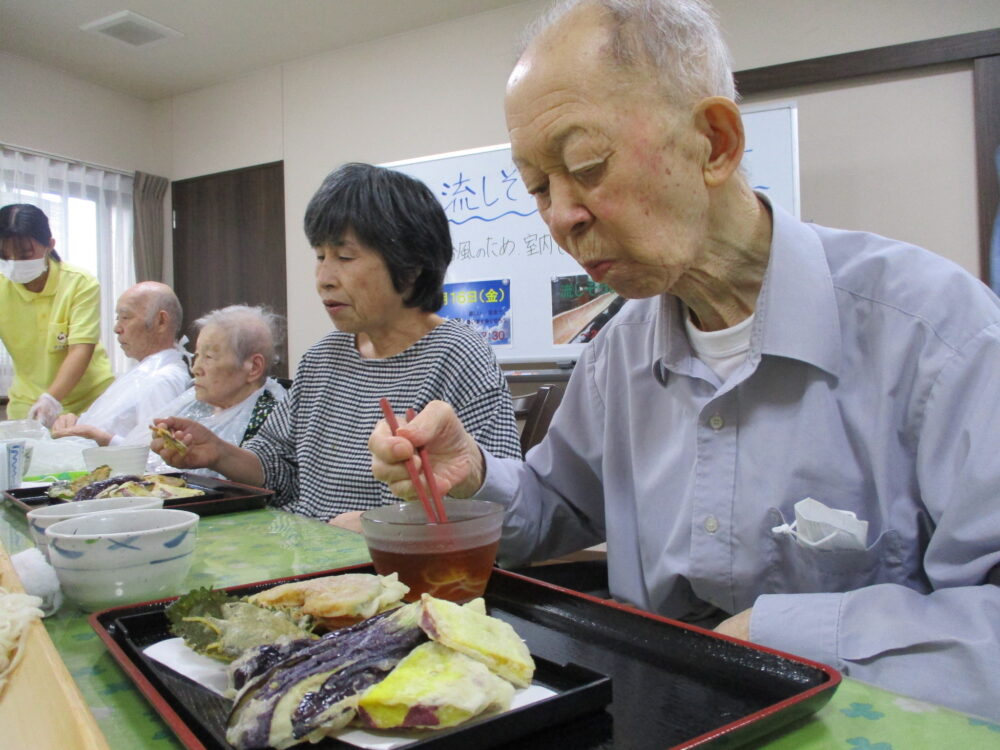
xmin=772 ymin=497 xmax=869 ymax=551
xmin=10 ymin=547 xmax=63 ymax=615
xmin=143 ymin=637 xmax=556 ymax=750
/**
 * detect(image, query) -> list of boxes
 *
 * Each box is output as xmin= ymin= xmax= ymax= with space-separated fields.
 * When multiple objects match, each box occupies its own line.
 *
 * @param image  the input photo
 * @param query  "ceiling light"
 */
xmin=79 ymin=10 xmax=182 ymax=48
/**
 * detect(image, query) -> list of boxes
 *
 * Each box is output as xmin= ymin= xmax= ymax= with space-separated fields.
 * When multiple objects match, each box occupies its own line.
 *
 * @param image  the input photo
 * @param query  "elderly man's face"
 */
xmin=505 ymin=5 xmax=712 ymax=299
xmin=192 ymin=324 xmax=251 ymax=410
xmin=114 ymin=290 xmax=156 ymax=361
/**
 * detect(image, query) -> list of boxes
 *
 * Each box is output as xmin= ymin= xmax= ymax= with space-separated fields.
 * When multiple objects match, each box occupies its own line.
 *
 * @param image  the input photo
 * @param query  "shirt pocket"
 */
xmin=764 ymin=507 xmax=905 ymax=594
xmin=47 ymin=320 xmax=70 ymax=352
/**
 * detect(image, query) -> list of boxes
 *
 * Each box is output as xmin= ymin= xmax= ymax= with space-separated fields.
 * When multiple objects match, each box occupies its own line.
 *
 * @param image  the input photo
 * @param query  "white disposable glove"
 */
xmin=27 ymin=392 xmax=62 ymax=428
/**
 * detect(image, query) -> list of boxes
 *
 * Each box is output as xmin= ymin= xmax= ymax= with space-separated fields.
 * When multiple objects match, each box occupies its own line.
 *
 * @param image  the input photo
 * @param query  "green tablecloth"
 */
xmin=2 ymin=503 xmax=998 ymax=749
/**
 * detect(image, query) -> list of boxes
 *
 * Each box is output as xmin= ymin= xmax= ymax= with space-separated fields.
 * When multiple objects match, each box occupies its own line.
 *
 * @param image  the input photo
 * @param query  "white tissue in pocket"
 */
xmin=771 ymin=497 xmax=869 ymax=551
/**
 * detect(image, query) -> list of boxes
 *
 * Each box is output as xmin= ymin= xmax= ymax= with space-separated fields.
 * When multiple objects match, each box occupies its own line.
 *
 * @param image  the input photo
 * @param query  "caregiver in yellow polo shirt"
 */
xmin=1 ymin=203 xmax=113 ymax=426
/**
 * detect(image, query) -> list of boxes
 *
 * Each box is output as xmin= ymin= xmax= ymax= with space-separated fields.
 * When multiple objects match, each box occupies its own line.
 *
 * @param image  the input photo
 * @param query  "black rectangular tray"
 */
xmin=3 ymin=472 xmax=272 ymax=516
xmin=91 ymin=564 xmax=839 ymax=750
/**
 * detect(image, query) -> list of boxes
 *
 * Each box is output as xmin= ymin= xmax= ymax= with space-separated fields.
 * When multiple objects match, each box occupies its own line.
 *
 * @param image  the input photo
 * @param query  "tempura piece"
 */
xmin=150 ymin=423 xmax=187 ymax=455
xmin=226 ymin=603 xmax=426 ymax=750
xmin=249 ymin=573 xmax=409 ymax=630
xmin=166 ymin=587 xmax=314 ymax=663
xmin=356 ymin=641 xmax=514 ymax=729
xmin=419 ymin=594 xmax=535 ymax=688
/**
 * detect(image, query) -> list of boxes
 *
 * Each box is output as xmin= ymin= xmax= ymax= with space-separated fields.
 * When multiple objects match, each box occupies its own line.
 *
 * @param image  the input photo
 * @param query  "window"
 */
xmin=1 ymin=145 xmax=135 ymax=397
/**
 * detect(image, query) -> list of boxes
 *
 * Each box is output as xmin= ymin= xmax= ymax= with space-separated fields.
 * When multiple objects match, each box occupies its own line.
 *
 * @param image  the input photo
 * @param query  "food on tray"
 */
xmin=45 ymin=465 xmax=112 ymax=500
xmin=48 ymin=471 xmax=207 ymax=502
xmin=0 ymin=587 xmax=44 ymax=696
xmin=248 ymin=572 xmax=409 ymax=629
xmin=419 ymin=593 xmax=534 ymax=688
xmin=89 ymin=476 xmax=205 ymax=500
xmin=166 ymin=588 xmax=315 ymax=663
xmin=222 ymin=587 xmax=535 ymax=749
xmin=150 ymin=423 xmax=188 ymax=455
xmin=227 ymin=602 xmax=427 ymax=749
xmin=356 ymin=640 xmax=514 ymax=730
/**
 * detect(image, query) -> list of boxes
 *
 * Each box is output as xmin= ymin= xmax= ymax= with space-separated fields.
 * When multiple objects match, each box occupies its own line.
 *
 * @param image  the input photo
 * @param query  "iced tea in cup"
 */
xmin=360 ymin=499 xmax=504 ymax=603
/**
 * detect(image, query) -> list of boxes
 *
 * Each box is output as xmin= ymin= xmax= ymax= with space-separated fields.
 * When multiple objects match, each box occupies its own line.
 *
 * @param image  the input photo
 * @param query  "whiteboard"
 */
xmin=385 ymin=102 xmax=798 ymax=364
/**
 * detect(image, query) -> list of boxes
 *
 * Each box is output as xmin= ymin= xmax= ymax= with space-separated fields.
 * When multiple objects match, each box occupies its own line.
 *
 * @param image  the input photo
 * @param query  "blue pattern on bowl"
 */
xmin=150 ymin=551 xmax=193 ymax=565
xmin=107 ymin=535 xmax=142 ymax=551
xmin=163 ymin=529 xmax=190 ymax=548
xmin=50 ymin=539 xmax=85 ymax=559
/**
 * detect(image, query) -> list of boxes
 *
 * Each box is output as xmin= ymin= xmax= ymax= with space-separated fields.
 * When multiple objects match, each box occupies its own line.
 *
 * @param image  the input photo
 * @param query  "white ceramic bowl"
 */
xmin=46 ymin=508 xmax=199 ymax=611
xmin=82 ymin=444 xmax=150 ymax=476
xmin=26 ymin=496 xmax=166 ymax=562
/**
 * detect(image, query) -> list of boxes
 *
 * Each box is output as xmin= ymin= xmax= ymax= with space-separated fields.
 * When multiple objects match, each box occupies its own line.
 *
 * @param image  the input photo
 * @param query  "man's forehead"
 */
xmin=117 ymin=291 xmax=148 ymax=312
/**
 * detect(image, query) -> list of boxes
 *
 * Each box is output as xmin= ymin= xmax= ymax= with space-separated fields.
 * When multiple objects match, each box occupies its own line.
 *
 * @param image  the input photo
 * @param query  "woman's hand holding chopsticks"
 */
xmin=369 ymin=400 xmax=485 ymax=503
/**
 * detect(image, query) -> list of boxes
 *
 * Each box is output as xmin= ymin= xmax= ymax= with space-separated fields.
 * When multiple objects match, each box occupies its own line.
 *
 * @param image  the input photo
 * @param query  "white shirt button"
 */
xmin=708 ymin=414 xmax=725 ymax=430
xmin=704 ymin=515 xmax=719 ymax=533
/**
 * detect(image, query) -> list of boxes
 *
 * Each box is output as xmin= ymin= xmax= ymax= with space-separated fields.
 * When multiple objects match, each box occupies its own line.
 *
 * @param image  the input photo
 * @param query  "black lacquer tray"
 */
xmin=90 ymin=564 xmax=839 ymax=750
xmin=4 ymin=472 xmax=272 ymax=516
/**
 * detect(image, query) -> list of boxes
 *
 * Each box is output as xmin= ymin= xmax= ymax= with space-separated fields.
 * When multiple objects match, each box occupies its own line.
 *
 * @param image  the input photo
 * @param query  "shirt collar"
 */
xmin=653 ymin=196 xmax=842 ymax=382
xmin=755 ymin=198 xmax=842 ymax=378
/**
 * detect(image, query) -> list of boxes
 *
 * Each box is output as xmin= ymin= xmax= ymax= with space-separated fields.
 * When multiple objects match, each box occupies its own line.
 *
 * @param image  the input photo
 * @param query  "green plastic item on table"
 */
xmin=23 ymin=470 xmax=89 ymax=483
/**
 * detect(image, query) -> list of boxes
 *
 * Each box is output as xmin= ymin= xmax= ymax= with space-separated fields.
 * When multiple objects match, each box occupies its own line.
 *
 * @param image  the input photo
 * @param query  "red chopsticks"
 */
xmin=378 ymin=398 xmax=449 ymax=523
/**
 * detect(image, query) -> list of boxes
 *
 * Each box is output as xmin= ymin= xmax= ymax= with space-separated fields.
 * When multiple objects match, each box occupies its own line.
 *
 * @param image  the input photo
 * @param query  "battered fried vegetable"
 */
xmin=356 ymin=641 xmax=514 ymax=729
xmin=419 ymin=594 xmax=535 ymax=688
xmin=73 ymin=475 xmax=143 ymax=501
xmin=226 ymin=603 xmax=427 ymax=750
xmin=46 ymin=465 xmax=112 ymax=500
xmin=167 ymin=588 xmax=315 ymax=662
xmin=248 ymin=573 xmax=409 ymax=630
xmin=150 ymin=423 xmax=188 ymax=455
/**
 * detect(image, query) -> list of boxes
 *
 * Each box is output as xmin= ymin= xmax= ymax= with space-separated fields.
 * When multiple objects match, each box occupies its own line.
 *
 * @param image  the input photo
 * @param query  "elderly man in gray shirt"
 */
xmin=369 ymin=0 xmax=1000 ymax=720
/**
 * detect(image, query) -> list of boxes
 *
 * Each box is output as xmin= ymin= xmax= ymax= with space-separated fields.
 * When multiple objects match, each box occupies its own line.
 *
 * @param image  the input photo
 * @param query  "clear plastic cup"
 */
xmin=361 ymin=499 xmax=504 ymax=603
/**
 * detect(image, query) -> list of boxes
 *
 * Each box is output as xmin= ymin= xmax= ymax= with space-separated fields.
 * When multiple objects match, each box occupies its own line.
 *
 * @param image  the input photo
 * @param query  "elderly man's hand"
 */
xmin=369 ymin=400 xmax=484 ymax=501
xmin=150 ymin=417 xmax=222 ymax=471
xmin=714 ymin=607 xmax=753 ymax=640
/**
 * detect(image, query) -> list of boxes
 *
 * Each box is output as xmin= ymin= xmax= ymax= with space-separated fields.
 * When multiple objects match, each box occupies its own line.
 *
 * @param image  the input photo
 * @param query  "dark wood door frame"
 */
xmin=733 ymin=28 xmax=1000 ymax=284
xmin=171 ymin=161 xmax=289 ymax=377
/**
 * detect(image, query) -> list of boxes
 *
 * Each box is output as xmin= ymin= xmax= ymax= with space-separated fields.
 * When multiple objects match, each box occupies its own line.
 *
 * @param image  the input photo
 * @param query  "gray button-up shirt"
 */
xmin=479 ymin=202 xmax=1000 ymax=720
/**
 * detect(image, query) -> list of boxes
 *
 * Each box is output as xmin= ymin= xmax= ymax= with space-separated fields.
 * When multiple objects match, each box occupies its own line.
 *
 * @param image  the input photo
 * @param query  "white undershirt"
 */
xmin=684 ymin=309 xmax=755 ymax=381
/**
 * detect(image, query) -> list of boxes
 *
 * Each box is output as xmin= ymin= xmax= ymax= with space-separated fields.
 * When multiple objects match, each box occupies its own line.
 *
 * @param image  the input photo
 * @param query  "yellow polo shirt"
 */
xmin=0 ymin=260 xmax=114 ymax=418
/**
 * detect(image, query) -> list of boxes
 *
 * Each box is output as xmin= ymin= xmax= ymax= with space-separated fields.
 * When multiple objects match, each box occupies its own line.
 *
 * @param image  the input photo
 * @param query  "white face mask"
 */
xmin=0 ymin=257 xmax=48 ymax=284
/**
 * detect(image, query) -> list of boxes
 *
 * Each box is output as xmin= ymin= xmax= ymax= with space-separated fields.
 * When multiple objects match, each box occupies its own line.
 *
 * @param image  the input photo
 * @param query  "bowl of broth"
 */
xmin=360 ymin=499 xmax=503 ymax=603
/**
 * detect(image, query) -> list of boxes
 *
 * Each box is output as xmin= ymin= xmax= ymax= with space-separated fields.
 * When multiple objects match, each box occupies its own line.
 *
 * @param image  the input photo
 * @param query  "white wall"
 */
xmin=0 ymin=52 xmax=165 ymax=176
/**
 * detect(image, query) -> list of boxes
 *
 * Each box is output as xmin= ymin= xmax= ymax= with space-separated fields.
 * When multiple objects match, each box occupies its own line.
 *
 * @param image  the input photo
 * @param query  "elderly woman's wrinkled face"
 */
xmin=192 ymin=324 xmax=252 ymax=409
xmin=314 ymin=227 xmax=407 ymax=336
xmin=504 ymin=4 xmax=713 ymax=300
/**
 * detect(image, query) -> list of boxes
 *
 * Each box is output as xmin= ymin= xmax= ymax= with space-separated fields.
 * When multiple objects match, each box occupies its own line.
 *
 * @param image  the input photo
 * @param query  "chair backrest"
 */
xmin=512 ymin=384 xmax=564 ymax=457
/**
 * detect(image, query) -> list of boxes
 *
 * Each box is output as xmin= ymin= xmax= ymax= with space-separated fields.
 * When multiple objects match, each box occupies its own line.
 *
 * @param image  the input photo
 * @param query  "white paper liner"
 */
xmin=143 ymin=637 xmax=555 ymax=750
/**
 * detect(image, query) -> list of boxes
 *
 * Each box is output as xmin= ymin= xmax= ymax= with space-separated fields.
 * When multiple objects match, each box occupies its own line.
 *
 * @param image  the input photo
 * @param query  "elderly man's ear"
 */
xmin=152 ymin=309 xmax=170 ymax=333
xmin=694 ymin=97 xmax=745 ymax=188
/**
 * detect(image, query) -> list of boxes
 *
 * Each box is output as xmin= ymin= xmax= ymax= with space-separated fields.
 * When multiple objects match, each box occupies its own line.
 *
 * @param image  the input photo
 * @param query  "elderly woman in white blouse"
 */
xmin=138 ymin=305 xmax=286 ymax=465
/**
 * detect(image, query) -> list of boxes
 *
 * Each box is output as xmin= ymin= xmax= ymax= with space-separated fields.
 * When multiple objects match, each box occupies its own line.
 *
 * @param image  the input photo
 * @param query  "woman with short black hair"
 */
xmin=0 ymin=203 xmax=114 ymax=425
xmin=152 ymin=163 xmax=521 ymax=520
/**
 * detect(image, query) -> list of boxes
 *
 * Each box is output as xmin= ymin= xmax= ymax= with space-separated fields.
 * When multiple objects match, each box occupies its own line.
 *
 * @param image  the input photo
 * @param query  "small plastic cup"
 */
xmin=361 ymin=499 xmax=504 ymax=603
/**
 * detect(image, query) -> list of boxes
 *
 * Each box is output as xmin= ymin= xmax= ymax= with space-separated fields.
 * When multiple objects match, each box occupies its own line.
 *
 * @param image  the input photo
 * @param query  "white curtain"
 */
xmin=1 ymin=145 xmax=135 ymax=395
